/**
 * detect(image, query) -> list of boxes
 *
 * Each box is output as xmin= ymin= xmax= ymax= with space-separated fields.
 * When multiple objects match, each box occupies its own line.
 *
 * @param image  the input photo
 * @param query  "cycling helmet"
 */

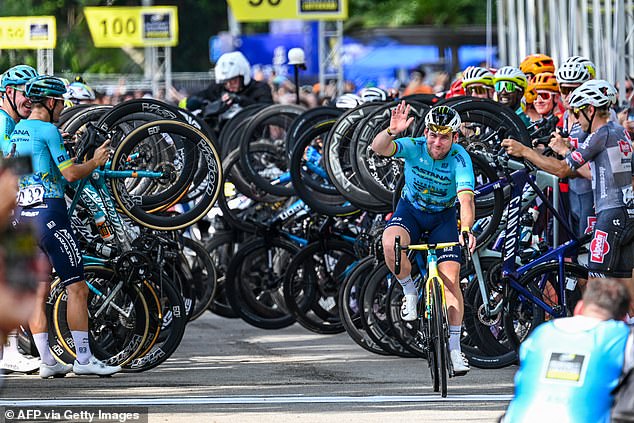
xmin=359 ymin=87 xmax=388 ymax=103
xmin=556 ymin=61 xmax=592 ymax=84
xmin=335 ymin=93 xmax=363 ymax=109
xmin=25 ymin=75 xmax=67 ymax=101
xmin=446 ymin=78 xmax=466 ymax=98
xmin=494 ymin=66 xmax=528 ymax=90
xmin=214 ymin=51 xmax=251 ymax=85
xmin=1 ymin=65 xmax=38 ymax=89
xmin=424 ymin=105 xmax=461 ymax=133
xmin=519 ymin=53 xmax=555 ymax=76
xmin=567 ymin=80 xmax=611 ymax=109
xmin=524 ymin=85 xmax=538 ymax=104
xmin=64 ymin=81 xmax=96 ymax=102
xmin=565 ymin=56 xmax=597 ymax=78
xmin=583 ymin=79 xmax=618 ymax=105
xmin=461 ymin=66 xmax=494 ymax=88
xmin=532 ymin=72 xmax=559 ymax=92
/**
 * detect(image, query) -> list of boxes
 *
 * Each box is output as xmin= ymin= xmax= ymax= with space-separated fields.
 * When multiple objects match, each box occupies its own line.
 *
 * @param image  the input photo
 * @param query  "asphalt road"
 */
xmin=0 ymin=312 xmax=516 ymax=422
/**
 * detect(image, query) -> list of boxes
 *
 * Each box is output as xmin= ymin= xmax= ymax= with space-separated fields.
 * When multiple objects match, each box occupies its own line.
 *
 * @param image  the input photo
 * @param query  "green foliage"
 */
xmin=0 ymin=0 xmax=486 ymax=73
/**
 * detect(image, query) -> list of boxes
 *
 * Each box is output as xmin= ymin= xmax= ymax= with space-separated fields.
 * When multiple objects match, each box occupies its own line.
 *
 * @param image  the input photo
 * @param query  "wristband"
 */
xmin=386 ymin=127 xmax=397 ymax=137
xmin=461 ymin=226 xmax=471 ymax=234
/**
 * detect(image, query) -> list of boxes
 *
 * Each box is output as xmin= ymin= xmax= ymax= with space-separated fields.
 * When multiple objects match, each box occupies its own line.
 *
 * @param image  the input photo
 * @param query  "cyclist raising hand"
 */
xmin=371 ymin=102 xmax=476 ymax=375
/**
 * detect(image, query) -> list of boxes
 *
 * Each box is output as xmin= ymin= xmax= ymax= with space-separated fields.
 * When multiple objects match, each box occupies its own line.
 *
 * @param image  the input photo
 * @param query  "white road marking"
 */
xmin=0 ymin=395 xmax=513 ymax=406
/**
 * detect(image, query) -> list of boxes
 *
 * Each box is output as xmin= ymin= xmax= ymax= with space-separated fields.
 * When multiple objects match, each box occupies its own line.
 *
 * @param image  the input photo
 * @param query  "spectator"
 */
xmin=403 ymin=67 xmax=433 ymax=96
xmin=501 ymin=278 xmax=633 ymax=422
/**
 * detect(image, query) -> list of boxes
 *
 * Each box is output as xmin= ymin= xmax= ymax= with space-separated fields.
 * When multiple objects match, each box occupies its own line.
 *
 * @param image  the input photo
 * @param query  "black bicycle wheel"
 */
xmin=283 ymin=239 xmax=357 ymax=334
xmin=503 ymin=261 xmax=586 ymax=351
xmin=338 ymin=257 xmax=391 ymax=355
xmin=48 ymin=265 xmax=150 ymax=366
xmin=182 ymin=237 xmax=217 ymax=321
xmin=111 ymin=120 xmax=222 ymax=230
xmin=205 ymin=230 xmax=241 ymax=318
xmin=360 ymin=263 xmax=416 ymax=357
xmin=224 ymin=235 xmax=300 ymax=329
xmin=430 ymin=276 xmax=448 ymax=397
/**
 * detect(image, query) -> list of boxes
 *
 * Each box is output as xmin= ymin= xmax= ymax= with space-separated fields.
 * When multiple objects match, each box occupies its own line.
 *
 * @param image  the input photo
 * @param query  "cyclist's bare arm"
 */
xmin=458 ymin=191 xmax=476 ymax=253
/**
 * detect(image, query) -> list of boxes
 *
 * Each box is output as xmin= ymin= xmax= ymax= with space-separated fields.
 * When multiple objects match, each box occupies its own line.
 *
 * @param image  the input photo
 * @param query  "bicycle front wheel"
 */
xmin=430 ymin=277 xmax=449 ymax=397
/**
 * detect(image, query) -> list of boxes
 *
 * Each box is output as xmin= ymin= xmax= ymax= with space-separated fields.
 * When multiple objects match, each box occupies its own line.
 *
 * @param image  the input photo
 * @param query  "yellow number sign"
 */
xmin=226 ymin=0 xmax=347 ymax=22
xmin=0 ymin=16 xmax=56 ymax=49
xmin=84 ymin=6 xmax=178 ymax=47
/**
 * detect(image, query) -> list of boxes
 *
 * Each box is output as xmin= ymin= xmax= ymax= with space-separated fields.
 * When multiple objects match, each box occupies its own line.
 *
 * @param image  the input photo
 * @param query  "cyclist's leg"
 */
xmin=382 ymin=198 xmax=422 ymax=281
xmin=587 ymin=207 xmax=634 ymax=314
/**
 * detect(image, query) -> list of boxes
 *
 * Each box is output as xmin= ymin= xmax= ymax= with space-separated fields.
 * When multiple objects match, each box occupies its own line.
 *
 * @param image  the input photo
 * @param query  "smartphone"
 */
xmin=628 ymin=108 xmax=634 ymax=121
xmin=0 ymin=222 xmax=40 ymax=293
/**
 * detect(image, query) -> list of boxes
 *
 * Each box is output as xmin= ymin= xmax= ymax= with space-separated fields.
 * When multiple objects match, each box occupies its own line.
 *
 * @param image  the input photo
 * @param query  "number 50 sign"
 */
xmin=84 ymin=6 xmax=178 ymax=47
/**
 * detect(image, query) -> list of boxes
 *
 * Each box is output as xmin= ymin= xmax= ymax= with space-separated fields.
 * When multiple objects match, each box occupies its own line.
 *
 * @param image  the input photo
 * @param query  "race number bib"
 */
xmin=17 ymin=185 xmax=45 ymax=207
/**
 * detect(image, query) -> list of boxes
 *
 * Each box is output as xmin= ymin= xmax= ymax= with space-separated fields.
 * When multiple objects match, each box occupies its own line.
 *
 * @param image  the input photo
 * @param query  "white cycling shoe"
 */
xmin=401 ymin=294 xmax=418 ymax=321
xmin=450 ymin=350 xmax=470 ymax=375
xmin=73 ymin=356 xmax=121 ymax=377
xmin=0 ymin=355 xmax=41 ymax=374
xmin=40 ymin=362 xmax=73 ymax=379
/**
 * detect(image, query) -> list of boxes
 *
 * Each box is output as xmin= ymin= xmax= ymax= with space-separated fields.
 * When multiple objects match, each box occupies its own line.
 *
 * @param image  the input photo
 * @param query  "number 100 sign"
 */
xmin=84 ymin=6 xmax=178 ymax=47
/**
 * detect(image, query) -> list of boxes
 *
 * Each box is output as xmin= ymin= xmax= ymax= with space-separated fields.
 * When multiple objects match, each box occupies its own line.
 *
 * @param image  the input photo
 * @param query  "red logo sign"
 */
xmin=618 ymin=140 xmax=632 ymax=157
xmin=571 ymin=151 xmax=585 ymax=165
xmin=569 ymin=137 xmax=579 ymax=149
xmin=585 ymin=216 xmax=597 ymax=234
xmin=590 ymin=229 xmax=610 ymax=263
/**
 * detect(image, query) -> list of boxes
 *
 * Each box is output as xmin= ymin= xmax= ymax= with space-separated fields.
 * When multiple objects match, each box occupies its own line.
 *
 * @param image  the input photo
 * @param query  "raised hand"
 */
xmin=389 ymin=101 xmax=415 ymax=135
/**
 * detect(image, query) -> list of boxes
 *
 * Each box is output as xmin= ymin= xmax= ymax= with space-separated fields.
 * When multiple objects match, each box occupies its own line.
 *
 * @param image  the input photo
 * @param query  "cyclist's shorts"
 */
xmin=15 ymin=198 xmax=84 ymax=286
xmin=386 ymin=198 xmax=461 ymax=263
xmin=587 ymin=207 xmax=634 ymax=278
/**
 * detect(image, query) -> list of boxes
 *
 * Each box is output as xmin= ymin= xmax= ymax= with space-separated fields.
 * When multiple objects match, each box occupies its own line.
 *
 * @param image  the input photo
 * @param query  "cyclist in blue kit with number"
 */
xmin=371 ymin=102 xmax=476 ymax=375
xmin=7 ymin=75 xmax=120 ymax=378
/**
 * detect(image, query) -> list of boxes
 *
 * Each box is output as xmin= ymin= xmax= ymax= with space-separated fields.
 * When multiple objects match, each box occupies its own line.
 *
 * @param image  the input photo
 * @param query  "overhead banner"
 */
xmin=226 ymin=0 xmax=347 ymax=22
xmin=84 ymin=6 xmax=178 ymax=47
xmin=0 ymin=16 xmax=56 ymax=49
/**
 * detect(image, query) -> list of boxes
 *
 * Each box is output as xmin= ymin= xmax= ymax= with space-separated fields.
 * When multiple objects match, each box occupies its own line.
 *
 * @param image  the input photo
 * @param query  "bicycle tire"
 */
xmin=182 ymin=237 xmax=217 ymax=321
xmin=503 ymin=261 xmax=586 ymax=351
xmin=48 ymin=265 xmax=150 ymax=366
xmin=204 ymin=230 xmax=241 ymax=318
xmin=430 ymin=276 xmax=448 ymax=397
xmin=283 ymin=239 xmax=357 ymax=334
xmin=111 ymin=120 xmax=222 ymax=230
xmin=338 ymin=257 xmax=391 ymax=355
xmin=224 ymin=235 xmax=299 ymax=329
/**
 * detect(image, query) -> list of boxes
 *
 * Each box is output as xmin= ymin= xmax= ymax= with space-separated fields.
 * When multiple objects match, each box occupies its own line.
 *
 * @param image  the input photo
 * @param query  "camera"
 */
xmin=0 ymin=154 xmax=33 ymax=176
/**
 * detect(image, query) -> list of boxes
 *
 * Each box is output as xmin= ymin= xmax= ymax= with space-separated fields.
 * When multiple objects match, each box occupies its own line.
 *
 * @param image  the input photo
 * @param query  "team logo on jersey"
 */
xmin=57 ymin=155 xmax=65 ymax=163
xmin=618 ymin=139 xmax=632 ymax=157
xmin=569 ymin=136 xmax=579 ymax=149
xmin=584 ymin=216 xmax=596 ymax=234
xmin=589 ymin=229 xmax=610 ymax=263
xmin=441 ymin=162 xmax=448 ymax=168
xmin=571 ymin=151 xmax=585 ymax=165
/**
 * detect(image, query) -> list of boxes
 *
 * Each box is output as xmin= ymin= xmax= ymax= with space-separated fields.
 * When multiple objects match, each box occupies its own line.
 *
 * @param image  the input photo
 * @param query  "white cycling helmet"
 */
xmin=583 ymin=79 xmax=618 ymax=105
xmin=335 ymin=93 xmax=363 ymax=109
xmin=424 ymin=105 xmax=461 ymax=133
xmin=493 ymin=66 xmax=528 ymax=90
xmin=568 ymin=80 xmax=612 ymax=109
xmin=64 ymin=81 xmax=96 ymax=103
xmin=564 ymin=56 xmax=597 ymax=78
xmin=215 ymin=51 xmax=251 ymax=85
xmin=359 ymin=87 xmax=387 ymax=103
xmin=556 ymin=62 xmax=592 ymax=85
xmin=461 ymin=66 xmax=494 ymax=87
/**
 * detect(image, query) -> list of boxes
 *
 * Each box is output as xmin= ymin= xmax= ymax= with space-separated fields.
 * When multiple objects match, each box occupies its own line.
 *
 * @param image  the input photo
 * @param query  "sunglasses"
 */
xmin=536 ymin=91 xmax=554 ymax=100
xmin=467 ymin=85 xmax=491 ymax=95
xmin=494 ymin=81 xmax=520 ymax=93
xmin=571 ymin=105 xmax=588 ymax=119
xmin=427 ymin=124 xmax=454 ymax=135
xmin=559 ymin=85 xmax=579 ymax=96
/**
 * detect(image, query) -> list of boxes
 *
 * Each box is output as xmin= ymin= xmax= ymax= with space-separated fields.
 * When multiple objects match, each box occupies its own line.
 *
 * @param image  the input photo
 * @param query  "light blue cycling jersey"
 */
xmin=8 ymin=119 xmax=72 ymax=202
xmin=503 ymin=316 xmax=630 ymax=423
xmin=515 ymin=107 xmax=531 ymax=127
xmin=391 ymin=136 xmax=474 ymax=212
xmin=0 ymin=109 xmax=17 ymax=156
